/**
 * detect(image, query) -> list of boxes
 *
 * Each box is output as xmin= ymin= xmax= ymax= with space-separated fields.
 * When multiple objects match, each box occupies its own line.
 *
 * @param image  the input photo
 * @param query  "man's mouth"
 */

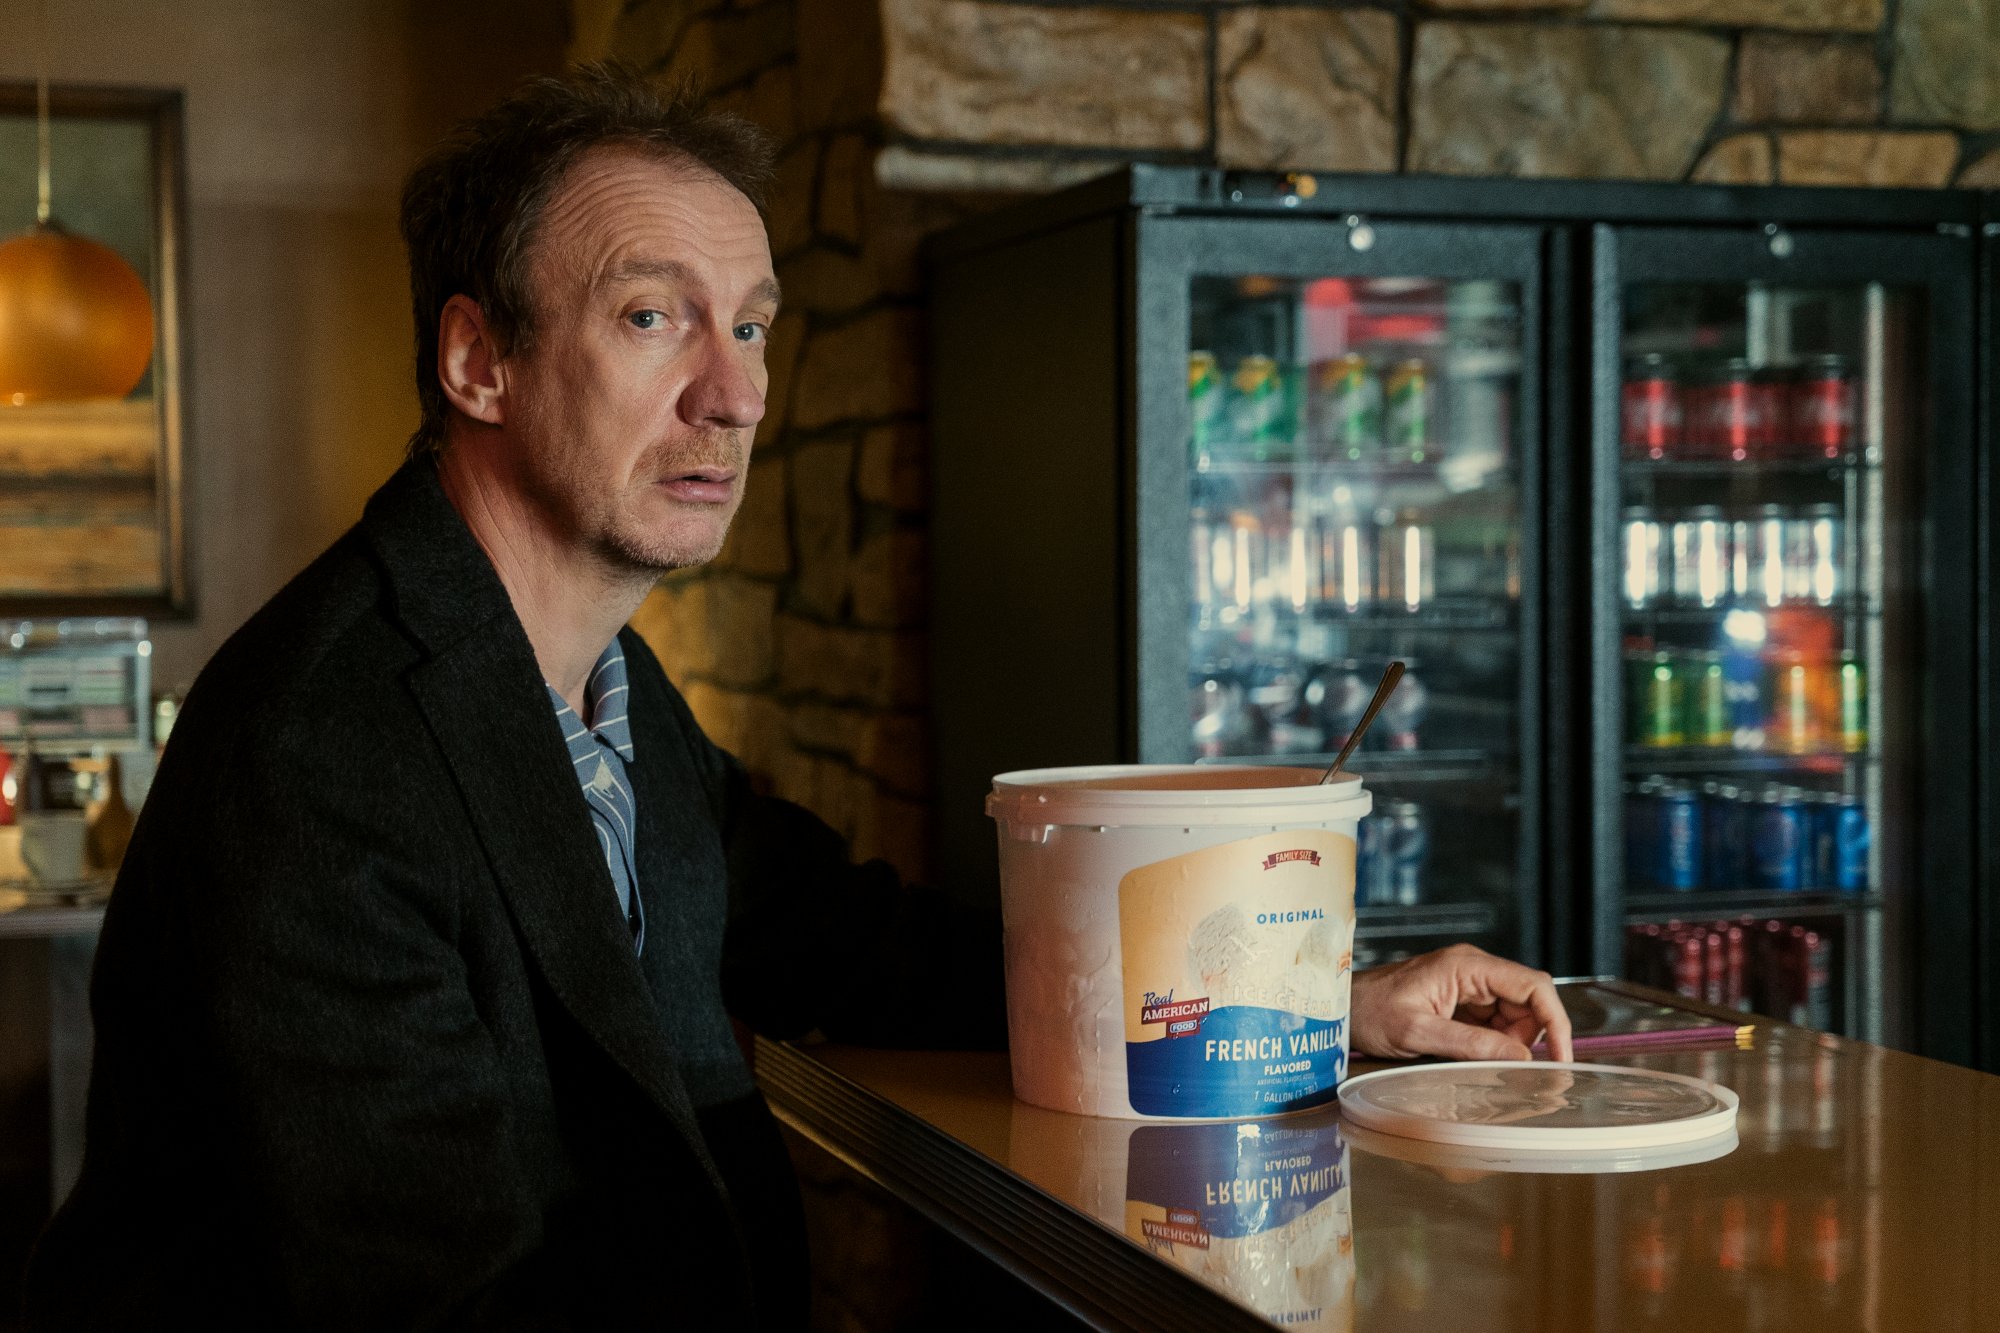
xmin=658 ymin=466 xmax=738 ymax=505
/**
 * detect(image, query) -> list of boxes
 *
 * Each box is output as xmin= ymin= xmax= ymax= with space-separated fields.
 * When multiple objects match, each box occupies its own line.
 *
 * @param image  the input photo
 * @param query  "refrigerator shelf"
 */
xmin=1194 ymin=458 xmax=1517 ymax=485
xmin=1623 ymin=891 xmax=1883 ymax=921
xmin=1219 ymin=747 xmax=1517 ymax=782
xmin=1621 ymin=600 xmax=1878 ymax=625
xmin=1311 ymin=602 xmax=1517 ymax=631
xmin=1619 ymin=458 xmax=1876 ymax=479
xmin=1356 ymin=900 xmax=1501 ymax=942
xmin=1623 ymin=746 xmax=1871 ymax=776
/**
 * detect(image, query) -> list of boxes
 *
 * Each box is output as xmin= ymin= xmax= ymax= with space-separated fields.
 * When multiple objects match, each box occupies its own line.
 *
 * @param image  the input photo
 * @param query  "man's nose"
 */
xmin=679 ymin=327 xmax=766 ymax=432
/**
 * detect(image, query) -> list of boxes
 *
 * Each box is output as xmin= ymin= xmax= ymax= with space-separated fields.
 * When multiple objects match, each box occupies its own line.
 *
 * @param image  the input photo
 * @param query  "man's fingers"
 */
xmin=1403 ymin=1012 xmax=1534 ymax=1063
xmin=1459 ymin=954 xmax=1573 ymax=1063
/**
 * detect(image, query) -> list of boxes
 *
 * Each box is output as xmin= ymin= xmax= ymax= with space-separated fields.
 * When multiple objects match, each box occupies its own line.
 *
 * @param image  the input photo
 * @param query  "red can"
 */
xmin=1695 ymin=359 xmax=1766 ymax=462
xmin=1703 ymin=928 xmax=1727 ymax=1006
xmin=1622 ymin=354 xmax=1682 ymax=461
xmin=1795 ymin=353 xmax=1854 ymax=460
xmin=1672 ymin=929 xmax=1704 ymax=1000
xmin=1725 ymin=924 xmax=1748 ymax=1010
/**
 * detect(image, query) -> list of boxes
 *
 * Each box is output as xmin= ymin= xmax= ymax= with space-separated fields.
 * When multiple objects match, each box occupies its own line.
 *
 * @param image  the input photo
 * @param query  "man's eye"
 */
xmin=733 ymin=322 xmax=768 ymax=346
xmin=627 ymin=310 xmax=665 ymax=330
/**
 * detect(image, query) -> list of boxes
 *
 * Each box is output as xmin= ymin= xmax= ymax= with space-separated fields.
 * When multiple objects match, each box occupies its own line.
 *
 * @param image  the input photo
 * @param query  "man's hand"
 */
xmin=1350 ymin=943 xmax=1573 ymax=1063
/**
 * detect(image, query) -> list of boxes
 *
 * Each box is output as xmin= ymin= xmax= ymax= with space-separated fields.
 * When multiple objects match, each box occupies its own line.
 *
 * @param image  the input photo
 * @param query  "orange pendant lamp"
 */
xmin=0 ymin=74 xmax=153 ymax=405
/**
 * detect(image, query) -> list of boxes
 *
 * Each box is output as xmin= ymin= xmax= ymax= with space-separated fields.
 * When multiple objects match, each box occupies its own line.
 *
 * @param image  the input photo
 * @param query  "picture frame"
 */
xmin=0 ymin=83 xmax=190 ymax=617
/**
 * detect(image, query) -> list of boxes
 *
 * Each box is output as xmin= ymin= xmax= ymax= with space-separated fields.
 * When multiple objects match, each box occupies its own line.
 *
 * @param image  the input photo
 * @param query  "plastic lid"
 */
xmin=1338 ymin=1062 xmax=1739 ymax=1151
xmin=987 ymin=764 xmax=1370 ymax=829
xmin=1343 ymin=1121 xmax=1739 ymax=1175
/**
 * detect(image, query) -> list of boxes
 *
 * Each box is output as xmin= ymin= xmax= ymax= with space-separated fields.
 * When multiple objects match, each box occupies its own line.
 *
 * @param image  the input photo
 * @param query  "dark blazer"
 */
xmin=24 ymin=458 xmax=1000 ymax=1330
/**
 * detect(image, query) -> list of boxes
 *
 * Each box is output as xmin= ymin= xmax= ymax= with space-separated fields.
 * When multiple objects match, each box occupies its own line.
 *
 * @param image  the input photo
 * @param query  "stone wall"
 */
xmin=880 ymin=0 xmax=2000 ymax=190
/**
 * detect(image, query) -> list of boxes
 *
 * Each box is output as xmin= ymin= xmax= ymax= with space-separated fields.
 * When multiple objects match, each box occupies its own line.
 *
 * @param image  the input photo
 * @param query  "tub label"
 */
xmin=1120 ymin=828 xmax=1355 ymax=1118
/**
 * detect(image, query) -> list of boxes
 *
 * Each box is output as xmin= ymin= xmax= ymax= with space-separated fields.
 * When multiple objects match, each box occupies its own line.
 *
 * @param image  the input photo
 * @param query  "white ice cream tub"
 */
xmin=987 ymin=765 xmax=1371 ymax=1121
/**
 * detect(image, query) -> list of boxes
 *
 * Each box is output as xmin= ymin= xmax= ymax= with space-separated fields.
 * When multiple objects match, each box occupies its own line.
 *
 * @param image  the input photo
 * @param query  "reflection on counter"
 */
xmin=1010 ymin=1101 xmax=1355 ymax=1328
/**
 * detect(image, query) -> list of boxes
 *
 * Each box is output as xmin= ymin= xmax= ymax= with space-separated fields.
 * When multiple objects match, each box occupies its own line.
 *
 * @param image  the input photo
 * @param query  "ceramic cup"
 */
xmin=18 ymin=810 xmax=88 ymax=884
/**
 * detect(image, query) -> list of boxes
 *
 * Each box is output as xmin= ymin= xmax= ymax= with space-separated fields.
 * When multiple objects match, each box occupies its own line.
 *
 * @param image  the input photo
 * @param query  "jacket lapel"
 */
xmin=358 ymin=459 xmax=718 ymax=1178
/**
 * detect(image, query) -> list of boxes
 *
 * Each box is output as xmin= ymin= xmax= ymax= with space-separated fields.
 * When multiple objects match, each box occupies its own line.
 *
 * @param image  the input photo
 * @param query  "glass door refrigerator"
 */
xmin=927 ymin=166 xmax=1989 ymax=1066
xmin=1589 ymin=224 xmax=1977 ymax=1054
xmin=1149 ymin=218 xmax=1546 ymax=970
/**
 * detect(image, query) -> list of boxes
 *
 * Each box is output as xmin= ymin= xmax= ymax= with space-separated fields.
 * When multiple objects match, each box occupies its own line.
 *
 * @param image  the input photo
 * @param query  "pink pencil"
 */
xmin=1532 ymin=1024 xmax=1753 ymax=1056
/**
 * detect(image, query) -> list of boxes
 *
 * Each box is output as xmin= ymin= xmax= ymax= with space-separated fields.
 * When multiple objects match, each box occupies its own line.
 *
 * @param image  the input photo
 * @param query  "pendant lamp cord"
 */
xmin=34 ymin=0 xmax=50 ymax=225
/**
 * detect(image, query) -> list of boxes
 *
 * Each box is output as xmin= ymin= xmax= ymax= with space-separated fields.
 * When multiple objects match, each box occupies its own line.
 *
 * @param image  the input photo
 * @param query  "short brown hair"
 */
xmin=398 ymin=62 xmax=776 ymax=455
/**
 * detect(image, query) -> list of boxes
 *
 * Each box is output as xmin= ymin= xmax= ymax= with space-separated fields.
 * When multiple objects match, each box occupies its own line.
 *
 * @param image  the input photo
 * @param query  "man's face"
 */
xmin=499 ymin=148 xmax=779 ymax=574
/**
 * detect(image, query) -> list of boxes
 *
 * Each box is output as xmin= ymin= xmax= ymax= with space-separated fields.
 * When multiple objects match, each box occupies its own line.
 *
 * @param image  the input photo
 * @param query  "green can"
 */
xmin=1839 ymin=650 xmax=1868 ymax=753
xmin=1315 ymin=354 xmax=1379 ymax=463
xmin=1684 ymin=650 xmax=1731 ymax=748
xmin=1227 ymin=356 xmax=1295 ymax=463
xmin=1188 ymin=351 xmax=1227 ymax=465
xmin=1385 ymin=359 xmax=1431 ymax=464
xmin=1628 ymin=649 xmax=1683 ymax=748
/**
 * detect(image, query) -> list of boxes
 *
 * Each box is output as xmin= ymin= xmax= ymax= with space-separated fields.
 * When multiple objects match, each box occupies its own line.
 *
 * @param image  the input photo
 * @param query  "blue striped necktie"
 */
xmin=546 ymin=641 xmax=643 ymax=952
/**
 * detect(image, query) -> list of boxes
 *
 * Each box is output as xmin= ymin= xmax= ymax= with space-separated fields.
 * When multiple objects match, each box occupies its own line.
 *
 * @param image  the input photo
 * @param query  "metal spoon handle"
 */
xmin=1320 ymin=660 xmax=1405 ymax=785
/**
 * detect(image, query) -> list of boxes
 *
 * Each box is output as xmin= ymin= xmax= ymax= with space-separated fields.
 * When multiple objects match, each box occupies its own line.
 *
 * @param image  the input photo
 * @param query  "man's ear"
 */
xmin=438 ymin=294 xmax=507 ymax=427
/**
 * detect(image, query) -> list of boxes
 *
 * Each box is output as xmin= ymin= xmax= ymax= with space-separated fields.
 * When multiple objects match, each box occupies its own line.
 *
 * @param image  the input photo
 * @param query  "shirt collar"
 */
xmin=546 ymin=638 xmax=635 ymax=763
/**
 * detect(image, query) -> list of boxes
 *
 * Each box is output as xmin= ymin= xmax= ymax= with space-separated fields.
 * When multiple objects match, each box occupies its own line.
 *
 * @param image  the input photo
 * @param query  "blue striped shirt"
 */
xmin=546 ymin=641 xmax=643 ymax=954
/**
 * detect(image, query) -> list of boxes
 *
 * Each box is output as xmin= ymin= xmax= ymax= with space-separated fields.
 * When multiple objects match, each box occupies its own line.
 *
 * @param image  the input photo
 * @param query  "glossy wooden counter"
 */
xmin=756 ymin=981 xmax=2000 ymax=1332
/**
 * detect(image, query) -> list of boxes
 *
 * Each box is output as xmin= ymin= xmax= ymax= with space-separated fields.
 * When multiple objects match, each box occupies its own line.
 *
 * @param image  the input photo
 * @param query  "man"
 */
xmin=25 ymin=65 xmax=1569 ymax=1330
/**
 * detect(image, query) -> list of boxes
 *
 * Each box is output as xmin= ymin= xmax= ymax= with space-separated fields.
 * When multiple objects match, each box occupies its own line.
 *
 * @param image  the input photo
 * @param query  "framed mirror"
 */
xmin=0 ymin=84 xmax=189 ymax=616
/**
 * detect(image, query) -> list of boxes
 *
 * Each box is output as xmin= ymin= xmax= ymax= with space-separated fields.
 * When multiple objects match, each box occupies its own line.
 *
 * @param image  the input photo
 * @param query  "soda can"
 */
xmin=1385 ymin=800 xmax=1428 ymax=907
xmin=1703 ymin=929 xmax=1726 ymax=1007
xmin=1827 ymin=794 xmax=1870 ymax=893
xmin=1377 ymin=509 xmax=1436 ymax=612
xmin=1189 ymin=351 xmax=1229 ymax=463
xmin=1624 ymin=779 xmax=1659 ymax=888
xmin=1227 ymin=356 xmax=1293 ymax=462
xmin=1630 ymin=649 xmax=1683 ymax=748
xmin=1671 ymin=930 xmax=1704 ymax=1001
xmin=1695 ymin=358 xmax=1765 ymax=462
xmin=1743 ymin=503 xmax=1790 ymax=608
xmin=1725 ymin=925 xmax=1750 ymax=1010
xmin=1721 ymin=643 xmax=1766 ymax=749
xmin=1320 ymin=659 xmax=1374 ymax=752
xmin=1768 ymin=651 xmax=1819 ymax=755
xmin=1190 ymin=506 xmax=1218 ymax=616
xmin=1355 ymin=809 xmax=1396 ymax=906
xmin=1384 ymin=359 xmax=1433 ymax=464
xmin=1838 ymin=650 xmax=1868 ymax=752
xmin=1791 ymin=926 xmax=1832 ymax=1030
xmin=1795 ymin=353 xmax=1855 ymax=460
xmin=1748 ymin=787 xmax=1808 ymax=891
xmin=1621 ymin=506 xmax=1666 ymax=609
xmin=1622 ymin=353 xmax=1683 ymax=461
xmin=1313 ymin=508 xmax=1374 ymax=612
xmin=1377 ymin=660 xmax=1429 ymax=752
xmin=1684 ymin=650 xmax=1731 ymax=748
xmin=1777 ymin=504 xmax=1842 ymax=608
xmin=1653 ymin=782 xmax=1703 ymax=892
xmin=1703 ymin=782 xmax=1747 ymax=891
xmin=1312 ymin=354 xmax=1380 ymax=464
xmin=1671 ymin=506 xmax=1731 ymax=608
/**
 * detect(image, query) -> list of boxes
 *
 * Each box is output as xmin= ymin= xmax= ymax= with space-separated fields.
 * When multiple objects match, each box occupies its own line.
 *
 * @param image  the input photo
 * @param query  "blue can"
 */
xmin=1384 ymin=799 xmax=1427 ymax=906
xmin=1624 ymin=780 xmax=1657 ymax=888
xmin=1355 ymin=810 xmax=1394 ymax=906
xmin=1703 ymin=782 xmax=1747 ymax=891
xmin=1749 ymin=788 xmax=1808 ymax=891
xmin=1653 ymin=783 xmax=1703 ymax=892
xmin=1804 ymin=792 xmax=1836 ymax=890
xmin=1825 ymin=794 xmax=1870 ymax=893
